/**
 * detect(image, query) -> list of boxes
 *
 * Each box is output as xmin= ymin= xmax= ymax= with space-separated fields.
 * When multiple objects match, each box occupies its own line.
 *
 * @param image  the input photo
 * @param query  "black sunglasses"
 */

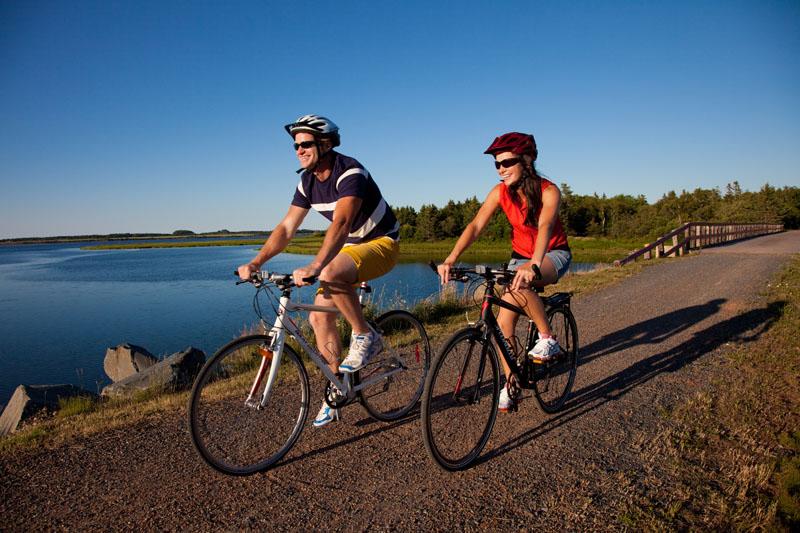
xmin=494 ymin=158 xmax=521 ymax=169
xmin=293 ymin=140 xmax=317 ymax=151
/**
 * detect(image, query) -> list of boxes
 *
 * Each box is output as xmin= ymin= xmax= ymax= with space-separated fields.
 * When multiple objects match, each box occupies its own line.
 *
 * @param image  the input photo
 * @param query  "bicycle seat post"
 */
xmin=358 ymin=281 xmax=372 ymax=306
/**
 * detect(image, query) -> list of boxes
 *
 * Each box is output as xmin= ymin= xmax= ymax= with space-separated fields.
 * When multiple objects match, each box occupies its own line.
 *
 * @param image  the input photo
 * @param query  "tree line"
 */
xmin=393 ymin=182 xmax=800 ymax=241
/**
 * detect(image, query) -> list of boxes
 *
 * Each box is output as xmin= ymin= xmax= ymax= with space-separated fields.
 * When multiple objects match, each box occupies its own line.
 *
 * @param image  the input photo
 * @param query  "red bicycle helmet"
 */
xmin=484 ymin=132 xmax=537 ymax=161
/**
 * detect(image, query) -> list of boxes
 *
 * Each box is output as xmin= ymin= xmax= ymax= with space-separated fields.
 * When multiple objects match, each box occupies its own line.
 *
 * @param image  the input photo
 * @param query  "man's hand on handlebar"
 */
xmin=237 ymin=262 xmax=260 ymax=281
xmin=292 ymin=264 xmax=320 ymax=287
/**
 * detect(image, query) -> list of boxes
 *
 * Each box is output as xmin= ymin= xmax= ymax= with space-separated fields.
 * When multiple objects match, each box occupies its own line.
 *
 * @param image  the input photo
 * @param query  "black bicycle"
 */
xmin=421 ymin=262 xmax=578 ymax=471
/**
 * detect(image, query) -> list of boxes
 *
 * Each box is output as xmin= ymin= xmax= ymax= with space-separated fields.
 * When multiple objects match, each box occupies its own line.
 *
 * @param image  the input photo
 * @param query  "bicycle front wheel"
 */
xmin=532 ymin=306 xmax=578 ymax=413
xmin=359 ymin=310 xmax=430 ymax=421
xmin=188 ymin=335 xmax=309 ymax=475
xmin=421 ymin=327 xmax=500 ymax=471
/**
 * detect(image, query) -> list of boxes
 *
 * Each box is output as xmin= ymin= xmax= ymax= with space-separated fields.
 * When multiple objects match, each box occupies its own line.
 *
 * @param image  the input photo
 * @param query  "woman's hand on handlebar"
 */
xmin=437 ymin=262 xmax=454 ymax=285
xmin=510 ymin=262 xmax=539 ymax=291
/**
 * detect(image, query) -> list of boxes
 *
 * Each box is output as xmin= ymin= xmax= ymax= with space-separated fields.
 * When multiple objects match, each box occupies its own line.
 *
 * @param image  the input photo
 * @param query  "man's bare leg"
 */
xmin=307 ymin=253 xmax=370 ymax=373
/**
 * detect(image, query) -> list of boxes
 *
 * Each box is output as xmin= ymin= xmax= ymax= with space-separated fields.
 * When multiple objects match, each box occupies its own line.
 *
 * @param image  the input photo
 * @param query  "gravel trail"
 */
xmin=2 ymin=231 xmax=798 ymax=531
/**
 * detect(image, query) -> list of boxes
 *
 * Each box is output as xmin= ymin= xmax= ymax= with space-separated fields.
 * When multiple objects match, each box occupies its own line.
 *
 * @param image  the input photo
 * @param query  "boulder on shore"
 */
xmin=101 ymin=347 xmax=206 ymax=399
xmin=0 ymin=384 xmax=98 ymax=436
xmin=104 ymin=343 xmax=158 ymax=382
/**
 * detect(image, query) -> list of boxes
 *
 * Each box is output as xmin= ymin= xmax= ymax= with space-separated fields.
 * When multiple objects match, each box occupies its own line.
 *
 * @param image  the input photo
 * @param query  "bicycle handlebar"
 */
xmin=232 ymin=270 xmax=318 ymax=287
xmin=428 ymin=260 xmax=542 ymax=283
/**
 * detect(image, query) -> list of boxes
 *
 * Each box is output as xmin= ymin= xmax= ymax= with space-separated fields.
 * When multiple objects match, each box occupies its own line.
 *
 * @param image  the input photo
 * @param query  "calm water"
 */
xmin=0 ymin=242 xmax=595 ymax=404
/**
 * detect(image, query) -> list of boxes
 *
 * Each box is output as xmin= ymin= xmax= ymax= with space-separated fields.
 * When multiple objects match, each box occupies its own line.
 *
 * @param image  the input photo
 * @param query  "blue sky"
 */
xmin=1 ymin=0 xmax=798 ymax=238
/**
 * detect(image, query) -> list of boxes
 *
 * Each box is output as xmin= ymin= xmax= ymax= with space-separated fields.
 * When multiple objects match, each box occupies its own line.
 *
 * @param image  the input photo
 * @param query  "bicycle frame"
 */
xmin=475 ymin=288 xmax=529 ymax=386
xmin=246 ymin=284 xmax=406 ymax=409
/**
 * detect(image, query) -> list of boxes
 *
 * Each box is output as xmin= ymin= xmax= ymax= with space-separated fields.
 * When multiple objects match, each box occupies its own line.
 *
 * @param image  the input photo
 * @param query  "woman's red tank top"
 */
xmin=497 ymin=178 xmax=569 ymax=259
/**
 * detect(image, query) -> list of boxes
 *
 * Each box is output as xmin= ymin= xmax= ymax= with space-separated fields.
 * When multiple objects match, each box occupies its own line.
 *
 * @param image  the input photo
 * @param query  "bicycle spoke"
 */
xmin=532 ymin=307 xmax=578 ymax=413
xmin=422 ymin=329 xmax=499 ymax=470
xmin=189 ymin=337 xmax=309 ymax=475
xmin=359 ymin=311 xmax=430 ymax=421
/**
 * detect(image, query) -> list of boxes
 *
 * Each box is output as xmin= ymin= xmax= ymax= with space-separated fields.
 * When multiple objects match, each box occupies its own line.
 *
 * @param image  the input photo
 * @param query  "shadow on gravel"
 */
xmin=272 ymin=408 xmax=421 ymax=469
xmin=578 ymin=298 xmax=727 ymax=366
xmin=479 ymin=299 xmax=786 ymax=466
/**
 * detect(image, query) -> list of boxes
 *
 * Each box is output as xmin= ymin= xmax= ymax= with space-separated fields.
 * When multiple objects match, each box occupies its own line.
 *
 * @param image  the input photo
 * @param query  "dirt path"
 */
xmin=2 ymin=231 xmax=798 ymax=531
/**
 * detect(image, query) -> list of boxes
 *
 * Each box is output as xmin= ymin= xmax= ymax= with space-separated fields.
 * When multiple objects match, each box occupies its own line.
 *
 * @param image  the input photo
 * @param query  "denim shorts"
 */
xmin=507 ymin=249 xmax=572 ymax=280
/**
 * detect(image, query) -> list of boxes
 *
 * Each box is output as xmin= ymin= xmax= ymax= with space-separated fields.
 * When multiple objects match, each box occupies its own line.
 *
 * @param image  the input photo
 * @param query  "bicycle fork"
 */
xmin=451 ymin=337 xmax=489 ymax=405
xmin=245 ymin=312 xmax=288 ymax=409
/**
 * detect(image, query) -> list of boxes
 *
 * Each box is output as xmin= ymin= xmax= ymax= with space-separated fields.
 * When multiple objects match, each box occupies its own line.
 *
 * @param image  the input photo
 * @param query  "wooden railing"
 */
xmin=614 ymin=222 xmax=784 ymax=266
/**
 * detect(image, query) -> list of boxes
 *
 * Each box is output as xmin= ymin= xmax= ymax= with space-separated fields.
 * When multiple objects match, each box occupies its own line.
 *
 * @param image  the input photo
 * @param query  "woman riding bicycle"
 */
xmin=437 ymin=131 xmax=572 ymax=412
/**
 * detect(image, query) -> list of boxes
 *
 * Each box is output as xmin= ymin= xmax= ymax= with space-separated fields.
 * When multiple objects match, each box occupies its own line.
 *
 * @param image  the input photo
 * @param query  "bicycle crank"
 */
xmin=324 ymin=374 xmax=352 ymax=409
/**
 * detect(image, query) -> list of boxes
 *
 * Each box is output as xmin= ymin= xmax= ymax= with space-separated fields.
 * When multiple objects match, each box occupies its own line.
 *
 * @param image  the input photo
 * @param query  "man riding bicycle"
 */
xmin=237 ymin=115 xmax=400 ymax=427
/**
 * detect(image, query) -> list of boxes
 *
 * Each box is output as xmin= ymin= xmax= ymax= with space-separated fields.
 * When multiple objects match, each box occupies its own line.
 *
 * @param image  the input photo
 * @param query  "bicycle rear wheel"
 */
xmin=359 ymin=310 xmax=430 ymax=421
xmin=188 ymin=335 xmax=309 ymax=475
xmin=532 ymin=306 xmax=578 ymax=413
xmin=421 ymin=327 xmax=500 ymax=471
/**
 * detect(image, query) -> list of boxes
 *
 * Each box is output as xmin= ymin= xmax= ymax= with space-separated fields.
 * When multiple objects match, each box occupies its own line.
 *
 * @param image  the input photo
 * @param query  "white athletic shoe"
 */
xmin=528 ymin=336 xmax=561 ymax=363
xmin=339 ymin=330 xmax=384 ymax=373
xmin=312 ymin=400 xmax=339 ymax=428
xmin=499 ymin=386 xmax=513 ymax=412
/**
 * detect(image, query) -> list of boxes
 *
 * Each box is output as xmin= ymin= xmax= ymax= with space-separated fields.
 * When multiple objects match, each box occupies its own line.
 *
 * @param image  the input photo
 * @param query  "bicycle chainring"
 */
xmin=506 ymin=374 xmax=522 ymax=412
xmin=324 ymin=375 xmax=350 ymax=409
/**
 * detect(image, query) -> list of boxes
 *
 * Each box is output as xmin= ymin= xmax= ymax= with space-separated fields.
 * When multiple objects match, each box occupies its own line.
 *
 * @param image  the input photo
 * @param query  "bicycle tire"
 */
xmin=359 ymin=310 xmax=430 ymax=421
xmin=188 ymin=334 xmax=309 ymax=475
xmin=421 ymin=327 xmax=500 ymax=471
xmin=532 ymin=306 xmax=578 ymax=414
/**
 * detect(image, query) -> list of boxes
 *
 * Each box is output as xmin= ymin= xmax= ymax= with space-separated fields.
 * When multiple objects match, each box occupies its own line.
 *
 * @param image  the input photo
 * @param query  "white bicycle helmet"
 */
xmin=284 ymin=114 xmax=340 ymax=147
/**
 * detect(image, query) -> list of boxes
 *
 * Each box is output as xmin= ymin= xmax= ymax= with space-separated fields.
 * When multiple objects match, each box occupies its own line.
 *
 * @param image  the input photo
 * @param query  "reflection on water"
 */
xmin=0 ymin=242 xmax=598 ymax=404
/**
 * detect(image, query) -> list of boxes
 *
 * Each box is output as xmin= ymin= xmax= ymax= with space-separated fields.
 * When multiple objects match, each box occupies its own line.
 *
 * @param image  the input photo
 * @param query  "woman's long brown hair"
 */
xmin=509 ymin=161 xmax=543 ymax=227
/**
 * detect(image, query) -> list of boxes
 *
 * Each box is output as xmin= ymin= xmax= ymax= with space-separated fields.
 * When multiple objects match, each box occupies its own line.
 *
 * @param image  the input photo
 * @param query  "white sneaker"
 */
xmin=528 ymin=336 xmax=561 ymax=363
xmin=498 ymin=385 xmax=518 ymax=412
xmin=312 ymin=400 xmax=339 ymax=428
xmin=339 ymin=330 xmax=384 ymax=373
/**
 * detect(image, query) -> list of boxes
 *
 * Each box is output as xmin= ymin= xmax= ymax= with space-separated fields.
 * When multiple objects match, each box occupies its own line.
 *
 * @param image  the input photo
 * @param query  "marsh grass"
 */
xmin=85 ymin=233 xmax=641 ymax=264
xmin=0 ymin=261 xmax=647 ymax=456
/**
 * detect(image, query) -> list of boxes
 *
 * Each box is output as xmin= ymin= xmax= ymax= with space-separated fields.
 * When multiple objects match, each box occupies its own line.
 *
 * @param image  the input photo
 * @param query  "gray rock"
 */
xmin=103 ymin=343 xmax=158 ymax=382
xmin=0 ymin=384 xmax=98 ymax=436
xmin=101 ymin=347 xmax=206 ymax=399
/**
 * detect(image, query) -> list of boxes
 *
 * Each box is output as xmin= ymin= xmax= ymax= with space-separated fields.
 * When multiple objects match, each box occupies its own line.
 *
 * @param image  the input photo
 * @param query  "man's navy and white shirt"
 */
xmin=291 ymin=152 xmax=399 ymax=244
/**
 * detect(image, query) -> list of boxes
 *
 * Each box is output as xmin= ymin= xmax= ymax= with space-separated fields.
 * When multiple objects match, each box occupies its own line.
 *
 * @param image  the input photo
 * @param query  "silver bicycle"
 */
xmin=188 ymin=270 xmax=431 ymax=475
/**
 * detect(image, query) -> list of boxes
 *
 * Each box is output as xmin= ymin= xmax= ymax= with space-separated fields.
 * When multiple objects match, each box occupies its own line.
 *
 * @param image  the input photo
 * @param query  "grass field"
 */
xmin=85 ymin=234 xmax=642 ymax=265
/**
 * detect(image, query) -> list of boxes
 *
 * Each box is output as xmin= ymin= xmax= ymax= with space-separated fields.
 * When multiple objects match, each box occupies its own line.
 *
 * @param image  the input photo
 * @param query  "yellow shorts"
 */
xmin=340 ymin=236 xmax=400 ymax=282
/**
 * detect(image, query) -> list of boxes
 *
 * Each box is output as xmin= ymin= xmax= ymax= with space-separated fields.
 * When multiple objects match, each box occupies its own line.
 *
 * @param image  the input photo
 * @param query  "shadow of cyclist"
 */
xmin=480 ymin=299 xmax=786 ymax=466
xmin=577 ymin=298 xmax=726 ymax=366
